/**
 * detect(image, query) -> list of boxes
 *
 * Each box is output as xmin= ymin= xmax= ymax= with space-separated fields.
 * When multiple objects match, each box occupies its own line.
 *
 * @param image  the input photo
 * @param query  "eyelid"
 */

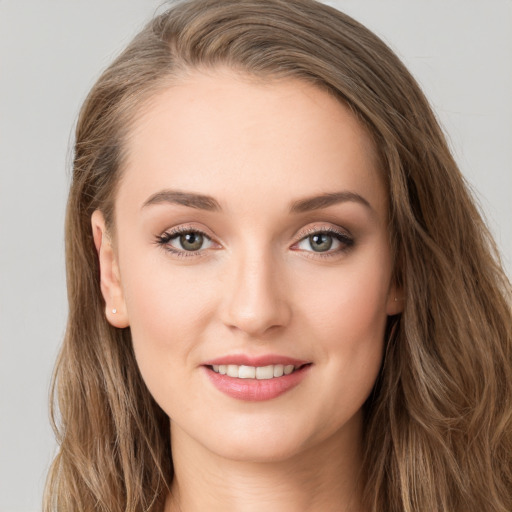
xmin=293 ymin=223 xmax=353 ymax=242
xmin=162 ymin=223 xmax=215 ymax=237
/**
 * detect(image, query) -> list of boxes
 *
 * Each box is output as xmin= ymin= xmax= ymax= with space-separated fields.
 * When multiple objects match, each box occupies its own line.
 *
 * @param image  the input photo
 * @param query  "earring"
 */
xmin=112 ymin=308 xmax=117 ymax=314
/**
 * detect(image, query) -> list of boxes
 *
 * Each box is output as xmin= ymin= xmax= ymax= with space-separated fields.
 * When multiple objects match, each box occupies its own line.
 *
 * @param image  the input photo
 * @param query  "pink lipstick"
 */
xmin=202 ymin=354 xmax=312 ymax=401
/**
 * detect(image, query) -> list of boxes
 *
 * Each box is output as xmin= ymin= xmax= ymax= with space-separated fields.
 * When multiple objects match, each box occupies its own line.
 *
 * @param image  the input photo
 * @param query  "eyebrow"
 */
xmin=289 ymin=191 xmax=373 ymax=214
xmin=142 ymin=190 xmax=221 ymax=211
xmin=142 ymin=189 xmax=373 ymax=214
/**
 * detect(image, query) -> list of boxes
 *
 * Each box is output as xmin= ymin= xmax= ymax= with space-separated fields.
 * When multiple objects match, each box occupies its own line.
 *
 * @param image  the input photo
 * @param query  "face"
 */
xmin=93 ymin=70 xmax=401 ymax=463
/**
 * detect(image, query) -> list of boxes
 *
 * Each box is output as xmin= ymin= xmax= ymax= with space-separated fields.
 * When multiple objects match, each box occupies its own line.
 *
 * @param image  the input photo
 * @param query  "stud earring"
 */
xmin=112 ymin=308 xmax=117 ymax=314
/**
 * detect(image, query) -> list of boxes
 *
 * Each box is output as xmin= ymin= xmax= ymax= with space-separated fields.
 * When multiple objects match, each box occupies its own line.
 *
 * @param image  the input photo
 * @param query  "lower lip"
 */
xmin=203 ymin=365 xmax=311 ymax=401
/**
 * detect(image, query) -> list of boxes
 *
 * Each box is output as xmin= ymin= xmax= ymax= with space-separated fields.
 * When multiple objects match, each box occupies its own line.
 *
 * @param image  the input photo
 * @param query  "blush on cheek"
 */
xmin=124 ymin=269 xmax=213 ymax=361
xmin=309 ymin=275 xmax=388 ymax=340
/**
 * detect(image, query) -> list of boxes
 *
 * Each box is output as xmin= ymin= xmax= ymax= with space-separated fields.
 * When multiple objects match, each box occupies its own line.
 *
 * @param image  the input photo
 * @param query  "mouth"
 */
xmin=207 ymin=363 xmax=310 ymax=380
xmin=202 ymin=358 xmax=312 ymax=401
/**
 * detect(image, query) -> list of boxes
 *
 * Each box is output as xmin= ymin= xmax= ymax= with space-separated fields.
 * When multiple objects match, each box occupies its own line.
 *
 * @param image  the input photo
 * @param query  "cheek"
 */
xmin=122 ymin=248 xmax=216 ymax=335
xmin=294 ymin=249 xmax=391 ymax=398
xmin=119 ymin=255 xmax=218 ymax=399
xmin=299 ymin=255 xmax=390 ymax=347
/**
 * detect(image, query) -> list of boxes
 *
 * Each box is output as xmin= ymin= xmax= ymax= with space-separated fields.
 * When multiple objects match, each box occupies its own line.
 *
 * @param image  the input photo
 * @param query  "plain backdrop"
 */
xmin=0 ymin=1 xmax=510 ymax=510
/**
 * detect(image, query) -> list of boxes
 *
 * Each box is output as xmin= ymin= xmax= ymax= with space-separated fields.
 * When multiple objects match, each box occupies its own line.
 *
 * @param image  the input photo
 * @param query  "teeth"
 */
xmin=284 ymin=364 xmax=294 ymax=375
xmin=227 ymin=365 xmax=239 ymax=378
xmin=239 ymin=365 xmax=256 ymax=379
xmin=211 ymin=363 xmax=301 ymax=379
xmin=256 ymin=365 xmax=273 ymax=380
xmin=273 ymin=364 xmax=284 ymax=377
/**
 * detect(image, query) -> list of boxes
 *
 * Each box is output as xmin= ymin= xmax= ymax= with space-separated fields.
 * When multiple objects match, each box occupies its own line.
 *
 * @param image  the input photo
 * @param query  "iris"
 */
xmin=309 ymin=233 xmax=333 ymax=252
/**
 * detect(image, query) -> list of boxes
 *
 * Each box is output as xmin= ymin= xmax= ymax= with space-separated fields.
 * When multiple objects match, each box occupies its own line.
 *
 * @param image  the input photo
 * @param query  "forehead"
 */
xmin=118 ymin=70 xmax=386 ymax=217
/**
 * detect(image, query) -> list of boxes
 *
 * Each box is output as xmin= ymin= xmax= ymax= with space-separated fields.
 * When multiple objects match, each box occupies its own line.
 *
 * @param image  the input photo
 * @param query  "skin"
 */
xmin=92 ymin=69 xmax=402 ymax=511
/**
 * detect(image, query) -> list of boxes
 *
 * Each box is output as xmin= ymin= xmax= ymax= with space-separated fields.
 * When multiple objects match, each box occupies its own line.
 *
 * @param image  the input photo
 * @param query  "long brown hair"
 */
xmin=45 ymin=1 xmax=512 ymax=510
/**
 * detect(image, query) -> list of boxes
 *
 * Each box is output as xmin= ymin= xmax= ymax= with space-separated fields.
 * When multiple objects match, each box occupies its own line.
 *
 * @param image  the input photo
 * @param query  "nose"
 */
xmin=220 ymin=249 xmax=292 ymax=338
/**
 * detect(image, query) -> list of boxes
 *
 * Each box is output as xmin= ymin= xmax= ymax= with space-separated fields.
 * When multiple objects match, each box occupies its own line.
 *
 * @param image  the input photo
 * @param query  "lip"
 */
xmin=202 ymin=354 xmax=309 ymax=367
xmin=202 ymin=354 xmax=312 ymax=401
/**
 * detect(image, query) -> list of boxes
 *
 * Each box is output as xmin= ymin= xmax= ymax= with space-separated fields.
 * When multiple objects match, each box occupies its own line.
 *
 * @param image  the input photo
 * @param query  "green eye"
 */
xmin=157 ymin=229 xmax=214 ymax=254
xmin=308 ymin=233 xmax=333 ymax=252
xmin=295 ymin=229 xmax=353 ymax=255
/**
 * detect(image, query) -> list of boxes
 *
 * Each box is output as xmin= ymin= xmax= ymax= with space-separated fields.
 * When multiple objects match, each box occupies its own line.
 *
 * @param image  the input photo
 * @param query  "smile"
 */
xmin=203 ymin=360 xmax=312 ymax=401
xmin=210 ymin=364 xmax=298 ymax=379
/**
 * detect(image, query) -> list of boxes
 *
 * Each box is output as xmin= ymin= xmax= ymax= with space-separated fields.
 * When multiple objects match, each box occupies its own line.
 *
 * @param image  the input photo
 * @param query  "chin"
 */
xmin=189 ymin=410 xmax=352 ymax=465
xmin=207 ymin=433 xmax=307 ymax=464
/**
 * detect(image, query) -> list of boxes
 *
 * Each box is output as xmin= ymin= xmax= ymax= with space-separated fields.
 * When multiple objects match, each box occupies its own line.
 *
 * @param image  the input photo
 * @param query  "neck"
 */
xmin=165 ymin=413 xmax=367 ymax=512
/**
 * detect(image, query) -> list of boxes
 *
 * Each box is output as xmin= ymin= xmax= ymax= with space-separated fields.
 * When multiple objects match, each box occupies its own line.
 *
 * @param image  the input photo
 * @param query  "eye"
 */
xmin=294 ymin=228 xmax=354 ymax=255
xmin=156 ymin=228 xmax=215 ymax=255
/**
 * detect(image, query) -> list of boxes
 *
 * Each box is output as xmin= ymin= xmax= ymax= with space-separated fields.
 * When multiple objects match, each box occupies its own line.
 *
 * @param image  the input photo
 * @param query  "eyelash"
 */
xmin=154 ymin=225 xmax=354 ymax=259
xmin=154 ymin=225 xmax=214 ymax=259
xmin=293 ymin=226 xmax=354 ymax=259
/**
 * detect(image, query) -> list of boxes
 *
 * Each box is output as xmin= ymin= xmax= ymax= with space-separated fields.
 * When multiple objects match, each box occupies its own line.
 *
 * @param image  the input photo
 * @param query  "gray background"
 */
xmin=1 ymin=1 xmax=510 ymax=510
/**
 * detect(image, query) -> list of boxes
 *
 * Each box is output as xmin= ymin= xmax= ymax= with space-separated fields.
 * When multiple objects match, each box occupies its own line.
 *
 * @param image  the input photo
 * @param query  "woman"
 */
xmin=44 ymin=0 xmax=512 ymax=510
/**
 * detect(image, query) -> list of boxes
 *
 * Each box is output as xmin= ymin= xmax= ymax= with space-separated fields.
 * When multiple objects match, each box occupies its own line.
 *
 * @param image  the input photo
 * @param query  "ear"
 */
xmin=386 ymin=281 xmax=404 ymax=316
xmin=91 ymin=210 xmax=129 ymax=328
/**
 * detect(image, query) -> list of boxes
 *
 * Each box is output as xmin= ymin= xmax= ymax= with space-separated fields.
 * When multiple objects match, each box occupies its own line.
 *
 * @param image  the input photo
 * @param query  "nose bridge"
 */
xmin=221 ymin=241 xmax=290 ymax=336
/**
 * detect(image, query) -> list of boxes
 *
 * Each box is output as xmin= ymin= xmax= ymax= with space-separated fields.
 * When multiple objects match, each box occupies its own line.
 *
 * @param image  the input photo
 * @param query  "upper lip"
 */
xmin=202 ymin=354 xmax=310 ymax=367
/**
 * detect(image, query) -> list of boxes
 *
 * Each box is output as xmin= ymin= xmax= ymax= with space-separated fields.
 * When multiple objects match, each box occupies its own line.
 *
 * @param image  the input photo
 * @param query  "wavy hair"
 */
xmin=45 ymin=1 xmax=512 ymax=510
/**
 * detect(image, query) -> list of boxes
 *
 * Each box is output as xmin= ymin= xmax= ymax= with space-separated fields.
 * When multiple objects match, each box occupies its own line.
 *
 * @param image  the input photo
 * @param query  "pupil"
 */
xmin=310 ymin=233 xmax=332 ymax=252
xmin=180 ymin=232 xmax=203 ymax=251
